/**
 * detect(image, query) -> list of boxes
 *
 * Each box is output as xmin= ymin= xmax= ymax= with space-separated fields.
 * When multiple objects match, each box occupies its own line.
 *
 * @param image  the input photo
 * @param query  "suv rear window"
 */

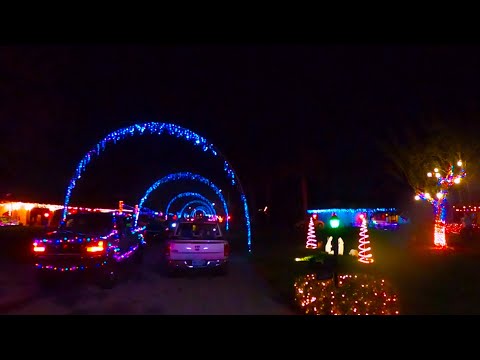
xmin=176 ymin=222 xmax=222 ymax=239
xmin=63 ymin=213 xmax=114 ymax=234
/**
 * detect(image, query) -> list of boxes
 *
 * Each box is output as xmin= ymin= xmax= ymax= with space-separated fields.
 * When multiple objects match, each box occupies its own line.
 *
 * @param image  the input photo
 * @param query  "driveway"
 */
xmin=0 ymin=242 xmax=298 ymax=315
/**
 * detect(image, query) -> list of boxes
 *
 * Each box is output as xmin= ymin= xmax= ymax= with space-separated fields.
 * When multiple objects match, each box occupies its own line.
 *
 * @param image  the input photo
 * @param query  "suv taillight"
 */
xmin=33 ymin=242 xmax=46 ymax=253
xmin=165 ymin=243 xmax=171 ymax=256
xmin=224 ymin=243 xmax=230 ymax=257
xmin=85 ymin=240 xmax=105 ymax=253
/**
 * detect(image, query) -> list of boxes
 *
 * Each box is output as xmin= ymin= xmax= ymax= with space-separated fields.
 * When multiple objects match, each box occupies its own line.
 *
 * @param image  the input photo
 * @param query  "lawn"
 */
xmin=249 ymin=223 xmax=480 ymax=315
xmin=3 ymin=223 xmax=480 ymax=315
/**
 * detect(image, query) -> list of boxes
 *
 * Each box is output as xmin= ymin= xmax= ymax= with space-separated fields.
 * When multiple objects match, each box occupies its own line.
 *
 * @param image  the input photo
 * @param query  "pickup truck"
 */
xmin=32 ymin=211 xmax=146 ymax=288
xmin=162 ymin=220 xmax=229 ymax=275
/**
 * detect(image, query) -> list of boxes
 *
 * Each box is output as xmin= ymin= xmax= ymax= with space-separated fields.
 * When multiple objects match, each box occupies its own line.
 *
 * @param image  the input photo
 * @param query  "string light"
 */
xmin=179 ymin=200 xmax=216 ymax=218
xmin=165 ymin=192 xmax=217 ymax=216
xmin=307 ymin=208 xmax=397 ymax=214
xmin=358 ymin=214 xmax=374 ymax=264
xmin=135 ymin=172 xmax=229 ymax=230
xmin=306 ymin=216 xmax=318 ymax=249
xmin=414 ymin=160 xmax=466 ymax=248
xmin=307 ymin=208 xmax=398 ymax=228
xmin=294 ymin=273 xmax=399 ymax=315
xmin=446 ymin=223 xmax=463 ymax=234
xmin=189 ymin=207 xmax=209 ymax=218
xmin=60 ymin=122 xmax=251 ymax=252
xmin=32 ymin=212 xmax=145 ymax=272
xmin=35 ymin=262 xmax=107 ymax=272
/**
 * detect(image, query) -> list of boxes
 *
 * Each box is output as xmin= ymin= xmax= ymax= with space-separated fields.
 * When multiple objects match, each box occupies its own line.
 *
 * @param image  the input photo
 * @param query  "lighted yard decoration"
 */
xmin=325 ymin=236 xmax=344 ymax=255
xmin=306 ymin=216 xmax=318 ymax=249
xmin=329 ymin=213 xmax=340 ymax=229
xmin=325 ymin=213 xmax=344 ymax=255
xmin=61 ymin=122 xmax=252 ymax=251
xmin=358 ymin=213 xmax=373 ymax=263
xmin=165 ymin=192 xmax=215 ymax=217
xmin=294 ymin=273 xmax=399 ymax=315
xmin=136 ymin=172 xmax=228 ymax=228
xmin=414 ymin=160 xmax=466 ymax=248
xmin=187 ymin=206 xmax=210 ymax=218
xmin=179 ymin=200 xmax=216 ymax=218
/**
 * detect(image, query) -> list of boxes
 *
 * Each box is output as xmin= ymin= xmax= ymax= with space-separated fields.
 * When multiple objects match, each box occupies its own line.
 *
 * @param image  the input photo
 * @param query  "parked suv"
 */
xmin=32 ymin=211 xmax=146 ymax=288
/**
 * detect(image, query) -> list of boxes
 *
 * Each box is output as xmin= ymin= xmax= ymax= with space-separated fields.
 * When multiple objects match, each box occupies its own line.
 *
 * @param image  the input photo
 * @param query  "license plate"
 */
xmin=192 ymin=259 xmax=206 ymax=267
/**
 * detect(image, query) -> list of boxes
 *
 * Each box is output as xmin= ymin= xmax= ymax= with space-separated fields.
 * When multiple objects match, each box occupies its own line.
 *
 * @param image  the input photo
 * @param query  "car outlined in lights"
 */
xmin=32 ymin=211 xmax=146 ymax=288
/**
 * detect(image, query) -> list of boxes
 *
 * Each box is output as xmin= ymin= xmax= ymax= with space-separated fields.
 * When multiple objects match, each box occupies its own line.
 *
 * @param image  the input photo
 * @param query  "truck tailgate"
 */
xmin=168 ymin=240 xmax=228 ymax=260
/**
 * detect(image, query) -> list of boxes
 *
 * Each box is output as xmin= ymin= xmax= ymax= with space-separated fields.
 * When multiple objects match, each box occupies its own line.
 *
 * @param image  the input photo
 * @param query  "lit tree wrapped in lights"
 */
xmin=380 ymin=120 xmax=479 ymax=250
xmin=358 ymin=213 xmax=374 ymax=263
xmin=306 ymin=216 xmax=318 ymax=249
xmin=414 ymin=160 xmax=466 ymax=248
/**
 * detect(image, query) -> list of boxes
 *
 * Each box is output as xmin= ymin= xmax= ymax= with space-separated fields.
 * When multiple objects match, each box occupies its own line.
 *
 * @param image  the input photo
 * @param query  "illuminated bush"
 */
xmin=294 ymin=273 xmax=399 ymax=315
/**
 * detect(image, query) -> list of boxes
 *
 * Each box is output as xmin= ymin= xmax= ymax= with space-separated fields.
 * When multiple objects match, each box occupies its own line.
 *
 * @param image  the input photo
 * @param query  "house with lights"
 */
xmin=0 ymin=200 xmax=133 ymax=227
xmin=307 ymin=207 xmax=409 ymax=229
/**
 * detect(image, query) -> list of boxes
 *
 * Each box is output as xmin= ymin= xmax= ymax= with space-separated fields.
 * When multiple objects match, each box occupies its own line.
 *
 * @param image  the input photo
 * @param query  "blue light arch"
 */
xmin=136 ymin=172 xmax=229 ymax=229
xmin=61 ymin=122 xmax=252 ymax=251
xmin=179 ymin=200 xmax=216 ymax=218
xmin=165 ymin=192 xmax=219 ymax=217
xmin=191 ymin=207 xmax=208 ymax=217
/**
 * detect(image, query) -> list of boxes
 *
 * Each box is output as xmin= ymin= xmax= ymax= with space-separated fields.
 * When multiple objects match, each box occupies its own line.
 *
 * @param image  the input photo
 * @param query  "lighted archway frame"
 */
xmin=61 ymin=122 xmax=251 ymax=251
xmin=182 ymin=202 xmax=215 ymax=218
xmin=192 ymin=208 xmax=208 ymax=217
xmin=190 ymin=206 xmax=211 ymax=218
xmin=137 ymin=172 xmax=229 ymax=229
xmin=165 ymin=192 xmax=219 ymax=217
xmin=179 ymin=200 xmax=216 ymax=218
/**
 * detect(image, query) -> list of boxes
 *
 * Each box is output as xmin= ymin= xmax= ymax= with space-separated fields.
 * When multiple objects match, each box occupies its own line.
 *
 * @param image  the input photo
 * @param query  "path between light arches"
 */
xmin=0 ymin=242 xmax=297 ymax=315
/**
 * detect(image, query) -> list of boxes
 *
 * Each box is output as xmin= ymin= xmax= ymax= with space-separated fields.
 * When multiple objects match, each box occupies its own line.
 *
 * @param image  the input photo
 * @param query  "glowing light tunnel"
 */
xmin=165 ymin=192 xmax=219 ymax=217
xmin=136 ymin=172 xmax=229 ymax=230
xmin=180 ymin=200 xmax=216 ymax=218
xmin=61 ymin=122 xmax=251 ymax=251
xmin=191 ymin=206 xmax=211 ymax=217
xmin=192 ymin=208 xmax=208 ymax=217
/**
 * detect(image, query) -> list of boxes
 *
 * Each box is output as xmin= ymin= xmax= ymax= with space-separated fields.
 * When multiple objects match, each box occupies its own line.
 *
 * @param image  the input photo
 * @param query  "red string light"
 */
xmin=306 ymin=216 xmax=318 ymax=249
xmin=358 ymin=214 xmax=373 ymax=264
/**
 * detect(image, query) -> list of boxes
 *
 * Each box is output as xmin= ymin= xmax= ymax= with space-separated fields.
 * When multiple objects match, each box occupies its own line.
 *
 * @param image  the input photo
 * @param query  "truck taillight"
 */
xmin=86 ymin=241 xmax=105 ymax=253
xmin=33 ymin=242 xmax=45 ymax=252
xmin=165 ymin=243 xmax=171 ymax=256
xmin=224 ymin=243 xmax=230 ymax=257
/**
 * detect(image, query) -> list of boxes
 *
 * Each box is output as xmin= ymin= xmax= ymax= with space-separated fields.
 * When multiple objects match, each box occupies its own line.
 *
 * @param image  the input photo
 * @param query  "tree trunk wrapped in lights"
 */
xmin=415 ymin=160 xmax=466 ymax=248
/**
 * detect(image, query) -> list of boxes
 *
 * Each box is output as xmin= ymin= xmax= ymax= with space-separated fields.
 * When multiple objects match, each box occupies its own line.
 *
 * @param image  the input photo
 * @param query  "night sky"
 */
xmin=2 ymin=44 xmax=480 ymax=223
